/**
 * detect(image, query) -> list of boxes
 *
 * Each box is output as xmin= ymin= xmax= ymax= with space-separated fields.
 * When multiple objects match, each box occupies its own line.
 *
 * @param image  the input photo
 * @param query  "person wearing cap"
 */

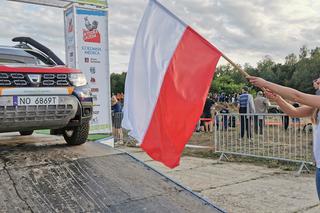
xmin=238 ymin=86 xmax=255 ymax=139
xmin=254 ymin=91 xmax=270 ymax=135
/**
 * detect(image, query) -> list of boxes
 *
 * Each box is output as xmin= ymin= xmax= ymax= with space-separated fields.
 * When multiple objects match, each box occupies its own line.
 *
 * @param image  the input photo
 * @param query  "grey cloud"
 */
xmin=0 ymin=0 xmax=320 ymax=72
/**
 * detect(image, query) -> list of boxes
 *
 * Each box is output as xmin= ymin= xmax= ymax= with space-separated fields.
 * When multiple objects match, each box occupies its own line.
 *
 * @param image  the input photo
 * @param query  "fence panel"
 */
xmin=214 ymin=113 xmax=314 ymax=165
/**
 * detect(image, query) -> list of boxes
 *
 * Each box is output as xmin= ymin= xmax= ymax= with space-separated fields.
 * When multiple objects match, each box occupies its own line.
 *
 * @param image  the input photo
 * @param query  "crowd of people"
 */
xmin=197 ymin=87 xmax=271 ymax=138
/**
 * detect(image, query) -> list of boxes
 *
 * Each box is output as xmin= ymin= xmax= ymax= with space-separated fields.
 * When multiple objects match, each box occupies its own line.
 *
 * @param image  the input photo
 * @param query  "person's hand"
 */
xmin=247 ymin=76 xmax=269 ymax=89
xmin=263 ymin=89 xmax=280 ymax=102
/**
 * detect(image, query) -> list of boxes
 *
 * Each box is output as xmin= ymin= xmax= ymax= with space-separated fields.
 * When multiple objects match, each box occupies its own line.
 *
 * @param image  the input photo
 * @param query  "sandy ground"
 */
xmin=120 ymin=145 xmax=320 ymax=213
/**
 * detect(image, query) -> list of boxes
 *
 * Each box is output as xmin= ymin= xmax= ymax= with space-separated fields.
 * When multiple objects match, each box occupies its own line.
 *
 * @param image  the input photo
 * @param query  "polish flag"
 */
xmin=122 ymin=0 xmax=222 ymax=168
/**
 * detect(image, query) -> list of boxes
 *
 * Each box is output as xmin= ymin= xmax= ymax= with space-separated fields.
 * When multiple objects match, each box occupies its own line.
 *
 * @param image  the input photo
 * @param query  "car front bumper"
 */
xmin=0 ymin=95 xmax=78 ymax=132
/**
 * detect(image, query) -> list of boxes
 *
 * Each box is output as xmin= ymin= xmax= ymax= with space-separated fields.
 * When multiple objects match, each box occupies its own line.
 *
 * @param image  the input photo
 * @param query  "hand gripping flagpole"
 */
xmin=221 ymin=53 xmax=250 ymax=78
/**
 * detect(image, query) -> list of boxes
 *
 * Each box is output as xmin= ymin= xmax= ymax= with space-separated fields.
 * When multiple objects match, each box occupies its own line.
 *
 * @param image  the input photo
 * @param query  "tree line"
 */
xmin=111 ymin=46 xmax=320 ymax=95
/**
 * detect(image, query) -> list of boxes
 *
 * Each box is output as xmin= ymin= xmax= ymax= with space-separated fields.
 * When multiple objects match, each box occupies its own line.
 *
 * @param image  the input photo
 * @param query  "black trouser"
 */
xmin=239 ymin=107 xmax=252 ymax=138
xmin=254 ymin=115 xmax=264 ymax=135
xmin=282 ymin=116 xmax=289 ymax=130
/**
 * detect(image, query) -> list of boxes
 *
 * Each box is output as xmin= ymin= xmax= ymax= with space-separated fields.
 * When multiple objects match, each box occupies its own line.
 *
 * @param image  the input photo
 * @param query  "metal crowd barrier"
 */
xmin=214 ymin=113 xmax=314 ymax=174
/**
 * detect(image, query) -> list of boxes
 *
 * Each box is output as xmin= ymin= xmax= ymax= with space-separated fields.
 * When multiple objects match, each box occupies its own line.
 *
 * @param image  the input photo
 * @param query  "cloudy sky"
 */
xmin=0 ymin=0 xmax=320 ymax=73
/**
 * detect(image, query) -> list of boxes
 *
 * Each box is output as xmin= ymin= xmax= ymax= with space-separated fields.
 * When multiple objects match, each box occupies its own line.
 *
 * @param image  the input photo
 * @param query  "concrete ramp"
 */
xmin=0 ymin=134 xmax=223 ymax=212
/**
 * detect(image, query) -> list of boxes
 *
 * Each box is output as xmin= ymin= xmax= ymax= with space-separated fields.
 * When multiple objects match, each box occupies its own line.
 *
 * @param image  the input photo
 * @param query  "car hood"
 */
xmin=0 ymin=64 xmax=80 ymax=73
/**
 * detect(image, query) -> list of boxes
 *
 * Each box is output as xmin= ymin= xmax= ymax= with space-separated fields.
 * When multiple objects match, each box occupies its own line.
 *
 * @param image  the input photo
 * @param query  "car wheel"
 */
xmin=19 ymin=130 xmax=34 ymax=136
xmin=63 ymin=122 xmax=89 ymax=145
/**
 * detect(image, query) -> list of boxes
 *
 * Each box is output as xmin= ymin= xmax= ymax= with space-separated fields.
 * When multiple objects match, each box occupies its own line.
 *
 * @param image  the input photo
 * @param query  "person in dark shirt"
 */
xmin=202 ymin=96 xmax=214 ymax=132
xmin=220 ymin=103 xmax=229 ymax=130
xmin=111 ymin=96 xmax=123 ymax=144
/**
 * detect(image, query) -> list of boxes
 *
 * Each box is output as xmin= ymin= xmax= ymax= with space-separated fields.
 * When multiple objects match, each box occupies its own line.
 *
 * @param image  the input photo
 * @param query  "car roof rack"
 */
xmin=12 ymin=37 xmax=65 ymax=65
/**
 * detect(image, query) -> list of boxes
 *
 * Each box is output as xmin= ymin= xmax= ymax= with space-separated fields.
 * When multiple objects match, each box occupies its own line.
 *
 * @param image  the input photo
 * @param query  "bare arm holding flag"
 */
xmin=248 ymin=76 xmax=320 ymax=109
xmin=248 ymin=76 xmax=320 ymax=201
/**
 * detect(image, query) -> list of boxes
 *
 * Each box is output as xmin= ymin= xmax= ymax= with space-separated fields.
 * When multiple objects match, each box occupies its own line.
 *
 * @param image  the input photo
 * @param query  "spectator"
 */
xmin=254 ymin=91 xmax=270 ymax=135
xmin=219 ymin=92 xmax=226 ymax=102
xmin=202 ymin=96 xmax=215 ymax=132
xmin=211 ymin=103 xmax=220 ymax=130
xmin=111 ymin=96 xmax=123 ymax=144
xmin=238 ymin=86 xmax=255 ymax=139
xmin=220 ymin=103 xmax=229 ymax=130
xmin=291 ymin=102 xmax=301 ymax=129
xmin=314 ymin=78 xmax=320 ymax=95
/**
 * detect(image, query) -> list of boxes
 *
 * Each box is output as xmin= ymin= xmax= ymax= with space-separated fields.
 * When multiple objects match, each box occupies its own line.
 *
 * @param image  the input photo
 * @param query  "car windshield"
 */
xmin=0 ymin=54 xmax=38 ymax=65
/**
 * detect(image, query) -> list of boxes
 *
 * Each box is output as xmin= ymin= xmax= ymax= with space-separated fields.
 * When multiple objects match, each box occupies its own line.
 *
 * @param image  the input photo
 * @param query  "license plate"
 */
xmin=13 ymin=96 xmax=59 ymax=106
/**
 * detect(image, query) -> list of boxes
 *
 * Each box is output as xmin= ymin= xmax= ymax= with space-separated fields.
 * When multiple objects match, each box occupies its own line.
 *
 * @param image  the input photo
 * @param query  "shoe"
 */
xmin=115 ymin=140 xmax=124 ymax=145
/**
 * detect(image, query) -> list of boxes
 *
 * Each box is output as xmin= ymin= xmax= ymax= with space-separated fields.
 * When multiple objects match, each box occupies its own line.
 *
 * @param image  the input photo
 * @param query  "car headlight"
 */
xmin=68 ymin=73 xmax=87 ymax=87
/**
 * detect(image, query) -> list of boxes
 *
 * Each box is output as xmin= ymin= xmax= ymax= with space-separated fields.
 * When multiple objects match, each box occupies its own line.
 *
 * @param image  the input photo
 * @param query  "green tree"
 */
xmin=110 ymin=72 xmax=126 ymax=94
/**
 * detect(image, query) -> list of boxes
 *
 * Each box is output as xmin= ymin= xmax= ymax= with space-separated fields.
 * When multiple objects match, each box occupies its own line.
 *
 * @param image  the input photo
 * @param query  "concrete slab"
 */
xmin=145 ymin=156 xmax=218 ymax=174
xmin=157 ymin=162 xmax=282 ymax=192
xmin=303 ymin=204 xmax=320 ymax=213
xmin=202 ymin=174 xmax=318 ymax=213
xmin=122 ymin=147 xmax=319 ymax=213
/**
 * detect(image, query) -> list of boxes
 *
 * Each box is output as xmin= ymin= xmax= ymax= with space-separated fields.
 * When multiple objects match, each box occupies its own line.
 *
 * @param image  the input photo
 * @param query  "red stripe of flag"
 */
xmin=141 ymin=27 xmax=222 ymax=168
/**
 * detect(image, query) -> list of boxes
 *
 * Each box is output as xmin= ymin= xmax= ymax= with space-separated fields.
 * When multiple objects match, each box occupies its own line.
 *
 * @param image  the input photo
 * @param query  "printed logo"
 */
xmin=92 ymin=116 xmax=98 ymax=124
xmin=90 ymin=67 xmax=96 ymax=74
xmin=90 ymin=77 xmax=96 ymax=83
xmin=85 ymin=57 xmax=89 ymax=63
xmin=27 ymin=74 xmax=41 ymax=86
xmin=68 ymin=18 xmax=74 ymax=33
xmin=90 ymin=58 xmax=100 ymax=64
xmin=91 ymin=88 xmax=99 ymax=93
xmin=92 ymin=94 xmax=98 ymax=101
xmin=83 ymin=17 xmax=100 ymax=43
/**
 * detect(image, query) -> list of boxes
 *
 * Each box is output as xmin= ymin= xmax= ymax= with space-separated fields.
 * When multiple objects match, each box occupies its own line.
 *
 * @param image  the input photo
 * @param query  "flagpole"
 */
xmin=221 ymin=53 xmax=250 ymax=78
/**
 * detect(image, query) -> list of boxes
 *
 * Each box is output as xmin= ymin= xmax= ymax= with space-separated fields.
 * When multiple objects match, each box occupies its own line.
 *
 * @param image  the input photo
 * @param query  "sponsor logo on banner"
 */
xmin=85 ymin=57 xmax=89 ymax=63
xmin=83 ymin=17 xmax=101 ymax=43
xmin=92 ymin=116 xmax=99 ymax=123
xmin=90 ymin=67 xmax=96 ymax=74
xmin=92 ymin=94 xmax=98 ymax=101
xmin=82 ymin=46 xmax=101 ymax=55
xmin=90 ymin=58 xmax=101 ymax=63
xmin=68 ymin=18 xmax=74 ymax=33
xmin=90 ymin=77 xmax=96 ymax=83
xmin=91 ymin=88 xmax=99 ymax=93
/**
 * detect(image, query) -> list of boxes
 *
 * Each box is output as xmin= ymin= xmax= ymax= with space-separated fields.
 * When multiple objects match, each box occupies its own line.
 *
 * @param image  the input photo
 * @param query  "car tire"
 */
xmin=19 ymin=130 xmax=34 ymax=136
xmin=63 ymin=122 xmax=89 ymax=145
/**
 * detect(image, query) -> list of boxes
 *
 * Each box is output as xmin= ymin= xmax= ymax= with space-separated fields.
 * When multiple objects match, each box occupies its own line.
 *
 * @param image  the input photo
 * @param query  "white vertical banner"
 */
xmin=64 ymin=5 xmax=112 ymax=134
xmin=64 ymin=6 xmax=76 ymax=68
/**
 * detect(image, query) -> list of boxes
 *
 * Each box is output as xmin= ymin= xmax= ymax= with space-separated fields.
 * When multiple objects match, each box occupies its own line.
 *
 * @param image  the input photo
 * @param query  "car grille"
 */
xmin=0 ymin=73 xmax=71 ymax=87
xmin=0 ymin=96 xmax=78 ymax=132
xmin=0 ymin=104 xmax=74 ymax=123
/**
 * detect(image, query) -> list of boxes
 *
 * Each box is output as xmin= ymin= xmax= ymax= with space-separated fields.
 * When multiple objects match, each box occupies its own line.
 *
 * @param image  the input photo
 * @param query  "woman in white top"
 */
xmin=248 ymin=76 xmax=320 ymax=199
